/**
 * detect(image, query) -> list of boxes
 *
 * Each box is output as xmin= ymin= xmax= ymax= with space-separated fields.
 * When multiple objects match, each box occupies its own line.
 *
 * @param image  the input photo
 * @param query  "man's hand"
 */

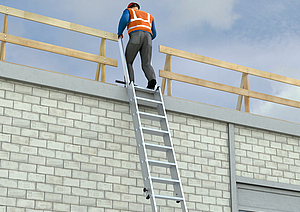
xmin=118 ymin=34 xmax=123 ymax=39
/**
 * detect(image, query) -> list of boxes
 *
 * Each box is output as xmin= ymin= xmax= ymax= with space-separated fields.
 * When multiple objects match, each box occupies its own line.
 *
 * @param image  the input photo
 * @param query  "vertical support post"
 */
xmin=161 ymin=54 xmax=172 ymax=96
xmin=228 ymin=123 xmax=238 ymax=212
xmin=243 ymin=73 xmax=250 ymax=113
xmin=236 ymin=73 xmax=245 ymax=111
xmin=236 ymin=73 xmax=250 ymax=113
xmin=95 ymin=38 xmax=106 ymax=82
xmin=0 ymin=14 xmax=8 ymax=61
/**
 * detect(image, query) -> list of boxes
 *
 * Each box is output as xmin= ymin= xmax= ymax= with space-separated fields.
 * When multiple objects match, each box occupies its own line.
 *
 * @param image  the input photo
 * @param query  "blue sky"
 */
xmin=1 ymin=0 xmax=300 ymax=123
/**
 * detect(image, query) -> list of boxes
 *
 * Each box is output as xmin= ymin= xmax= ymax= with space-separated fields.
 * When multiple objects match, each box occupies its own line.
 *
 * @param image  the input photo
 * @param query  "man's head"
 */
xmin=127 ymin=2 xmax=140 ymax=10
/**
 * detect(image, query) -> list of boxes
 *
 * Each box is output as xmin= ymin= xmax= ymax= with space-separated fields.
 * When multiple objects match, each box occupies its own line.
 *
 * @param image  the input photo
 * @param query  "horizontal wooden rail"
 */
xmin=0 ymin=33 xmax=117 ymax=67
xmin=159 ymin=45 xmax=300 ymax=87
xmin=160 ymin=70 xmax=300 ymax=109
xmin=0 ymin=5 xmax=118 ymax=42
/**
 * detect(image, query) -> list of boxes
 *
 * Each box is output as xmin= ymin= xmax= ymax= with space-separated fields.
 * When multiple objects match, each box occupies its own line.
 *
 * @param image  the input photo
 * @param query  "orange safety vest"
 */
xmin=127 ymin=8 xmax=153 ymax=35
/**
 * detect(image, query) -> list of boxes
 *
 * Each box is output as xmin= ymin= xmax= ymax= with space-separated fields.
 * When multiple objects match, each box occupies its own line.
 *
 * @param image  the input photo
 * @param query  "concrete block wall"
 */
xmin=0 ymin=78 xmax=123 ymax=212
xmin=0 ymin=62 xmax=300 ymax=212
xmin=0 ymin=77 xmax=232 ymax=212
xmin=158 ymin=112 xmax=230 ymax=212
xmin=235 ymin=126 xmax=300 ymax=185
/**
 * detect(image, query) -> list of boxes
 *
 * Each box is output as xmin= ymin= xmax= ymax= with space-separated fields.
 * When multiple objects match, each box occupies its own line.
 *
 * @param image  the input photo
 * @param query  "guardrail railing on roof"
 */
xmin=0 ymin=5 xmax=118 ymax=82
xmin=159 ymin=45 xmax=300 ymax=113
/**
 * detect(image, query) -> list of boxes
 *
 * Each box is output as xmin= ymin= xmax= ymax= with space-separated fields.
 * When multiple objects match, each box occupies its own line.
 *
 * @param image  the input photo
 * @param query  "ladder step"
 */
xmin=154 ymin=194 xmax=184 ymax=202
xmin=145 ymin=143 xmax=172 ymax=152
xmin=151 ymin=177 xmax=180 ymax=185
xmin=142 ymin=127 xmax=169 ymax=136
xmin=136 ymin=97 xmax=162 ymax=107
xmin=139 ymin=112 xmax=166 ymax=122
xmin=134 ymin=86 xmax=157 ymax=94
xmin=147 ymin=159 xmax=176 ymax=168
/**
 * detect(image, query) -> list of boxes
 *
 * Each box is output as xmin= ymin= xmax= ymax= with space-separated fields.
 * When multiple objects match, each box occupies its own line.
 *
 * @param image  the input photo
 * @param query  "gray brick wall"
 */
xmin=1 ymin=77 xmax=300 ymax=212
xmin=235 ymin=126 xmax=300 ymax=185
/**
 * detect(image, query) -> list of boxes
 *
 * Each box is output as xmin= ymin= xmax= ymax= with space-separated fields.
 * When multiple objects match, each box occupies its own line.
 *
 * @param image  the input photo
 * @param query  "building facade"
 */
xmin=0 ymin=61 xmax=300 ymax=212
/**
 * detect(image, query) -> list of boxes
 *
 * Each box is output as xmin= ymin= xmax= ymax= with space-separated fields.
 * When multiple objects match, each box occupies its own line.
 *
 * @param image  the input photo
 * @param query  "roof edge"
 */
xmin=1 ymin=61 xmax=299 ymax=137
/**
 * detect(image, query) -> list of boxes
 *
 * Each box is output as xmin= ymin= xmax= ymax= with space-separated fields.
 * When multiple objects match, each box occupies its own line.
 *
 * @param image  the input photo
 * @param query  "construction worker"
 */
xmin=118 ymin=2 xmax=157 ymax=89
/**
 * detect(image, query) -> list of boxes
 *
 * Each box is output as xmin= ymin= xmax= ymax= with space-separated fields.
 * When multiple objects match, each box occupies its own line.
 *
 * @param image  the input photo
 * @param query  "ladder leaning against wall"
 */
xmin=118 ymin=38 xmax=188 ymax=212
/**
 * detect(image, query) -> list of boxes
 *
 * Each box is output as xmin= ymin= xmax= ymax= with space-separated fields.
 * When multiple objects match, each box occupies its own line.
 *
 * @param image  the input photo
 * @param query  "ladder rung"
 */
xmin=147 ymin=159 xmax=176 ymax=168
xmin=142 ymin=127 xmax=169 ymax=136
xmin=139 ymin=112 xmax=166 ymax=122
xmin=145 ymin=143 xmax=172 ymax=152
xmin=134 ymin=86 xmax=157 ymax=93
xmin=151 ymin=177 xmax=180 ymax=185
xmin=136 ymin=97 xmax=162 ymax=107
xmin=154 ymin=194 xmax=184 ymax=202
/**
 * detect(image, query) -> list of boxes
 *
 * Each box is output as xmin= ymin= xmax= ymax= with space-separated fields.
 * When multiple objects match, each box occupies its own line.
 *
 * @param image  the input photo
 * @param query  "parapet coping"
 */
xmin=1 ymin=61 xmax=299 ymax=137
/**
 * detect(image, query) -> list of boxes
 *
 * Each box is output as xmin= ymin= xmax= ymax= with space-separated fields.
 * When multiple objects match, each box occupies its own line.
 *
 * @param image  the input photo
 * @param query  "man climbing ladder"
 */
xmin=118 ymin=2 xmax=157 ymax=89
xmin=117 ymin=3 xmax=187 ymax=211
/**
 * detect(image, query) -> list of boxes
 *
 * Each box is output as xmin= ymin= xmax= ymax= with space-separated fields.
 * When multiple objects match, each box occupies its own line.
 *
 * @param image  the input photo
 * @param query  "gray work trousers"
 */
xmin=125 ymin=31 xmax=156 ymax=83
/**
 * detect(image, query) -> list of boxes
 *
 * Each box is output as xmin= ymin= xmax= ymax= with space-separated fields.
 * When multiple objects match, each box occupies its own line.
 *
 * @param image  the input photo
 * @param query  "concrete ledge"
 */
xmin=237 ymin=176 xmax=300 ymax=193
xmin=163 ymin=95 xmax=300 ymax=137
xmin=1 ymin=61 xmax=299 ymax=137
xmin=0 ymin=61 xmax=128 ymax=102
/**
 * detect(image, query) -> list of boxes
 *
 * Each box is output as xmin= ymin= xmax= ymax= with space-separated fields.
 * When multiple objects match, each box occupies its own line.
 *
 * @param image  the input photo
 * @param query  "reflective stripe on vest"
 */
xmin=127 ymin=9 xmax=153 ymax=35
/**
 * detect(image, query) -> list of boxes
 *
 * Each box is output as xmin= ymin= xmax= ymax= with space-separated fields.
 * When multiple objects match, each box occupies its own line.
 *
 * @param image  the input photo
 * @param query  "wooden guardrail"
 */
xmin=0 ymin=5 xmax=118 ymax=82
xmin=159 ymin=45 xmax=300 ymax=113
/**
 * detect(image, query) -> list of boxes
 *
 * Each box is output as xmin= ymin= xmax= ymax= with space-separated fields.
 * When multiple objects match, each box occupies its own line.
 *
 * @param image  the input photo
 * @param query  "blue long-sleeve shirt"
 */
xmin=118 ymin=9 xmax=157 ymax=40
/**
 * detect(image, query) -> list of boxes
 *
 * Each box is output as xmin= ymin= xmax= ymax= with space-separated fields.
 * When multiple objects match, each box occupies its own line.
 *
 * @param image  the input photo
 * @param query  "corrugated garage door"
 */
xmin=238 ymin=183 xmax=300 ymax=212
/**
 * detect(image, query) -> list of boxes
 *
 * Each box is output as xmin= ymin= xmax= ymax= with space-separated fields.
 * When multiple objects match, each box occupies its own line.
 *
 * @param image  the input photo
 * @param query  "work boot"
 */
xmin=146 ymin=79 xmax=156 ymax=89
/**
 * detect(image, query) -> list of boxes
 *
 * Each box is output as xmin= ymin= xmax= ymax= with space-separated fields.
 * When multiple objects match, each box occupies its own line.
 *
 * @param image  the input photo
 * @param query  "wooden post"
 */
xmin=161 ymin=54 xmax=172 ymax=96
xmin=243 ymin=73 xmax=250 ymax=113
xmin=0 ymin=14 xmax=8 ymax=61
xmin=95 ymin=38 xmax=106 ymax=82
xmin=161 ymin=55 xmax=167 ymax=93
xmin=236 ymin=73 xmax=245 ymax=111
xmin=236 ymin=73 xmax=250 ymax=112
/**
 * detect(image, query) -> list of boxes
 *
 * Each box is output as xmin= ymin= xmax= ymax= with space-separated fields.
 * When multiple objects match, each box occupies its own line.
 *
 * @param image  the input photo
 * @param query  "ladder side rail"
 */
xmin=154 ymin=87 xmax=174 ymax=148
xmin=156 ymin=87 xmax=188 ymax=212
xmin=153 ymin=88 xmax=171 ymax=139
xmin=128 ymin=84 xmax=152 ymax=187
xmin=128 ymin=83 xmax=158 ymax=212
xmin=118 ymin=38 xmax=130 ymax=87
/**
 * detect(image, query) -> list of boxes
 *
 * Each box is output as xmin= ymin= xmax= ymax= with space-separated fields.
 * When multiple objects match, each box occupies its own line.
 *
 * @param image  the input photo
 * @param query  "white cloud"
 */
xmin=251 ymin=85 xmax=300 ymax=124
xmin=165 ymin=0 xmax=240 ymax=30
xmin=56 ymin=0 xmax=128 ymax=31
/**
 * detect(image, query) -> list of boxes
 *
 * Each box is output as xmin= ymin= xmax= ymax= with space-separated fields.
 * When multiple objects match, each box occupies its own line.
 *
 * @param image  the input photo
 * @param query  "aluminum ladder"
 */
xmin=118 ymin=38 xmax=188 ymax=212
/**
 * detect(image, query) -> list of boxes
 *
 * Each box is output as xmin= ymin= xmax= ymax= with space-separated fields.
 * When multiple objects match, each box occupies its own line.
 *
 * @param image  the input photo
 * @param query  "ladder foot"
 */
xmin=143 ymin=188 xmax=150 ymax=199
